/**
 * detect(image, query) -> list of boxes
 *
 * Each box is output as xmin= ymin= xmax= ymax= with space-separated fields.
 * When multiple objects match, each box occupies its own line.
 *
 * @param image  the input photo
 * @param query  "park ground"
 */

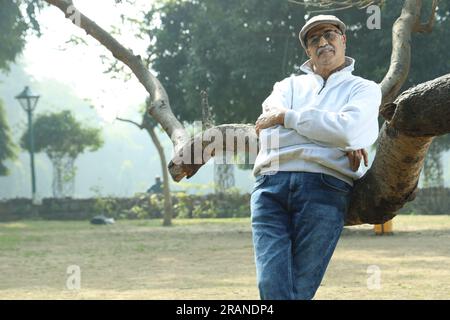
xmin=1 ymin=215 xmax=450 ymax=300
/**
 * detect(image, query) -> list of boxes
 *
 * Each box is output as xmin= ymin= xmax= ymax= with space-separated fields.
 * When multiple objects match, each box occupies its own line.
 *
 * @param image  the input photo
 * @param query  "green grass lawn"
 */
xmin=1 ymin=215 xmax=450 ymax=299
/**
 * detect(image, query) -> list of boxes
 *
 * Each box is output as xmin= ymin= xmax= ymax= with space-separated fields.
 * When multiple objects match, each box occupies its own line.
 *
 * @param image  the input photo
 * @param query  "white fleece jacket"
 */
xmin=253 ymin=56 xmax=381 ymax=186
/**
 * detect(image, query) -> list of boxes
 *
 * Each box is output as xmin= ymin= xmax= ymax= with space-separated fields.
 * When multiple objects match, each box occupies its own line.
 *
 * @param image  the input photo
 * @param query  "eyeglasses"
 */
xmin=307 ymin=30 xmax=343 ymax=48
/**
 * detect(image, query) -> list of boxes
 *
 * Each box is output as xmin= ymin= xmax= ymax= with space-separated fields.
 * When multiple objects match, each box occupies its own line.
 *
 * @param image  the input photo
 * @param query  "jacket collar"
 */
xmin=300 ymin=56 xmax=355 ymax=76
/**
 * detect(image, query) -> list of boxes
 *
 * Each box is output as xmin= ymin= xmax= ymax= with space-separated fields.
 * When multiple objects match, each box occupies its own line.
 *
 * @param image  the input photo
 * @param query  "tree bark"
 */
xmin=168 ymin=124 xmax=258 ymax=181
xmin=379 ymin=0 xmax=421 ymax=105
xmin=142 ymin=121 xmax=174 ymax=227
xmin=348 ymin=73 xmax=450 ymax=225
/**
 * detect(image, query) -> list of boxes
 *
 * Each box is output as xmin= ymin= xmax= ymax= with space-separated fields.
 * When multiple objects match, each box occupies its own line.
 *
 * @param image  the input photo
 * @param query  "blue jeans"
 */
xmin=250 ymin=171 xmax=352 ymax=300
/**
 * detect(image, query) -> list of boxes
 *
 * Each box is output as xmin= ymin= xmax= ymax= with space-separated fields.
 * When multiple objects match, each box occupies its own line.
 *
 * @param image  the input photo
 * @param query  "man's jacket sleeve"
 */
xmin=261 ymin=78 xmax=292 ymax=112
xmin=283 ymin=81 xmax=381 ymax=151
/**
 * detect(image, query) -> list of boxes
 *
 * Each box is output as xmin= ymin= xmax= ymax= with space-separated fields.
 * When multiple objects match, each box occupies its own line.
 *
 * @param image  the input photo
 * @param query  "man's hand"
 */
xmin=346 ymin=149 xmax=368 ymax=172
xmin=255 ymin=106 xmax=288 ymax=136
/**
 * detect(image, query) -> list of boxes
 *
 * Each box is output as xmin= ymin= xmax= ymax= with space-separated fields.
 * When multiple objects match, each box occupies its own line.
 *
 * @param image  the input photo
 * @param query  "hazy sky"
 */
xmin=23 ymin=0 xmax=155 ymax=123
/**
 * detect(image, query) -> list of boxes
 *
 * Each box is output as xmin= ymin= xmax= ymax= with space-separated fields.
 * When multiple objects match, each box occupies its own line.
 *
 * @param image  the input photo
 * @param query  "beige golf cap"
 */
xmin=299 ymin=15 xmax=346 ymax=49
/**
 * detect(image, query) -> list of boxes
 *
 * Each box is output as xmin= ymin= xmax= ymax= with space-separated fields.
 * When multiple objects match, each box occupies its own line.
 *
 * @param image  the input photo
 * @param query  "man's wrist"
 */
xmin=277 ymin=110 xmax=286 ymax=125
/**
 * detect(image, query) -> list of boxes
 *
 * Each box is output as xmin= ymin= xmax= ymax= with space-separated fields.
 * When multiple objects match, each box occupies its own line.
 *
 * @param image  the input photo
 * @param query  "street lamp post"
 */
xmin=15 ymin=86 xmax=40 ymax=203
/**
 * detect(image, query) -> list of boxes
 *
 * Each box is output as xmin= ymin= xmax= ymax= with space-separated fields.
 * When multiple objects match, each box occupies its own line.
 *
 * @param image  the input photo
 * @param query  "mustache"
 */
xmin=316 ymin=45 xmax=335 ymax=56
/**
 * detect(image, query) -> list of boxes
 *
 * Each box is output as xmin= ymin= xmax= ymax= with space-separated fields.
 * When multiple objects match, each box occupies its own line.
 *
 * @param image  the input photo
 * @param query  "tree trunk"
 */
xmin=143 ymin=123 xmax=173 ymax=226
xmin=51 ymin=156 xmax=63 ymax=198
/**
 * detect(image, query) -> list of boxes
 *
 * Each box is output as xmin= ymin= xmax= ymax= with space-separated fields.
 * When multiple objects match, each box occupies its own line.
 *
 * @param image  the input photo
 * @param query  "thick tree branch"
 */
xmin=168 ymin=124 xmax=258 ymax=181
xmin=388 ymin=74 xmax=450 ymax=137
xmin=346 ymin=73 xmax=450 ymax=225
xmin=379 ymin=0 xmax=423 ymax=105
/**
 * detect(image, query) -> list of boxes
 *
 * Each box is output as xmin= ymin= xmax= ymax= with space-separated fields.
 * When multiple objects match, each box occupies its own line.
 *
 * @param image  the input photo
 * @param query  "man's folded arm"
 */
xmin=283 ymin=81 xmax=381 ymax=151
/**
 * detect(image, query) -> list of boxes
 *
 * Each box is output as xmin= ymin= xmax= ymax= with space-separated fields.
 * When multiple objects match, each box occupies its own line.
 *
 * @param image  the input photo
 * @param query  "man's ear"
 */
xmin=341 ymin=34 xmax=347 ymax=47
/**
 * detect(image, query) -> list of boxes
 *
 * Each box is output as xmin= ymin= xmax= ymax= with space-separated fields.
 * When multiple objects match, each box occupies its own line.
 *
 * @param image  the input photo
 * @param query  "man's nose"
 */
xmin=318 ymin=35 xmax=329 ymax=47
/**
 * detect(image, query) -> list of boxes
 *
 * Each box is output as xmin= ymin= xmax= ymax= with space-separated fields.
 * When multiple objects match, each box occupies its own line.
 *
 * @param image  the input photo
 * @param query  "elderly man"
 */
xmin=251 ymin=15 xmax=381 ymax=300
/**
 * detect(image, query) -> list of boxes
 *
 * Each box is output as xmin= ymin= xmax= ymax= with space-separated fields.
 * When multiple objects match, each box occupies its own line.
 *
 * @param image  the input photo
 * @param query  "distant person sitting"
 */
xmin=147 ymin=176 xmax=163 ymax=194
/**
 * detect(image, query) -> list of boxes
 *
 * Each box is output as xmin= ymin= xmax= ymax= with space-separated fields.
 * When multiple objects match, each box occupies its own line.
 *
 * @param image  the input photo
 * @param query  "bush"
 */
xmin=173 ymin=192 xmax=193 ymax=218
xmin=0 ymin=191 xmax=252 ymax=221
xmin=128 ymin=205 xmax=149 ymax=219
xmin=92 ymin=197 xmax=118 ymax=218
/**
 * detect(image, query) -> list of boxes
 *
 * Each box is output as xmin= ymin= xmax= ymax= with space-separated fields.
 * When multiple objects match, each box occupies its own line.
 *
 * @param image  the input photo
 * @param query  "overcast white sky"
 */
xmin=22 ymin=0 xmax=156 ymax=122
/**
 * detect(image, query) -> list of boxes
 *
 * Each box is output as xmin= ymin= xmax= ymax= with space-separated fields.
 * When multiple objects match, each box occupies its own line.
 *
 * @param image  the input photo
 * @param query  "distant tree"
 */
xmin=0 ymin=0 xmax=44 ymax=175
xmin=0 ymin=0 xmax=44 ymax=72
xmin=20 ymin=110 xmax=103 ymax=197
xmin=0 ymin=0 xmax=26 ymax=72
xmin=0 ymin=100 xmax=16 ymax=176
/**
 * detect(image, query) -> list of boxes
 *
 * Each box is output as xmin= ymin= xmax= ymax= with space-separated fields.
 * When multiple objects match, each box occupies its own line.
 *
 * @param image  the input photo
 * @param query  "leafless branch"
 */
xmin=288 ymin=0 xmax=383 ymax=13
xmin=116 ymin=117 xmax=143 ymax=129
xmin=414 ymin=0 xmax=438 ymax=33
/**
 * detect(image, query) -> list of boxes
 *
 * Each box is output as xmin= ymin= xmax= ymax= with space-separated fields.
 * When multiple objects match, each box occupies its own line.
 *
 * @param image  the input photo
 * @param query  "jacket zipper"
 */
xmin=318 ymin=79 xmax=327 ymax=95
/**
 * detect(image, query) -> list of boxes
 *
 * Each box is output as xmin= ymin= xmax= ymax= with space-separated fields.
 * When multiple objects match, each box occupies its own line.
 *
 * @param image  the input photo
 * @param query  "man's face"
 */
xmin=305 ymin=23 xmax=346 ymax=69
